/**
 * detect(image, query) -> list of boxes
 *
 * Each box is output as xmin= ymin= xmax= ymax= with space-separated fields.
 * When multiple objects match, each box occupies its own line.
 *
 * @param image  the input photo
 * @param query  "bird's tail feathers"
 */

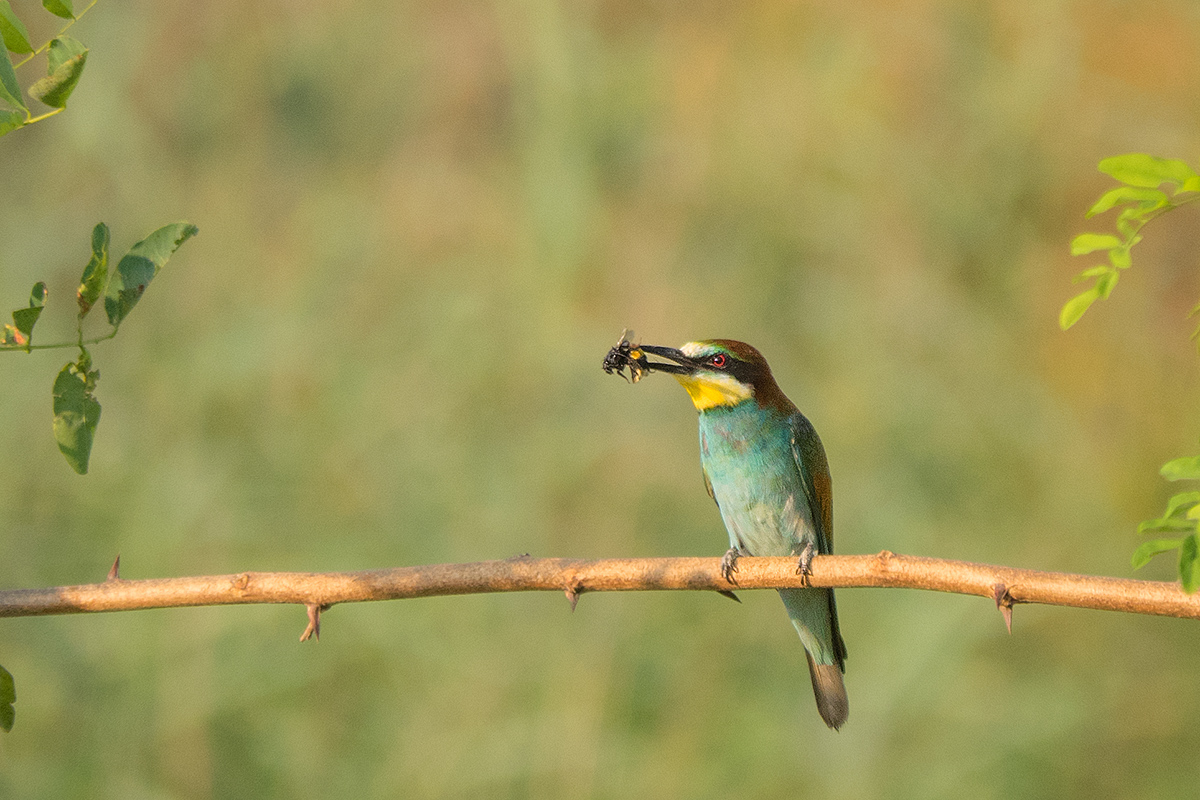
xmin=806 ymin=653 xmax=849 ymax=730
xmin=779 ymin=587 xmax=849 ymax=730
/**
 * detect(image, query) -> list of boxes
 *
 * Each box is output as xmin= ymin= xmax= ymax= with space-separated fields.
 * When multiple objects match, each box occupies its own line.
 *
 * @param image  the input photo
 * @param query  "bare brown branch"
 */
xmin=0 ymin=553 xmax=1196 ymax=626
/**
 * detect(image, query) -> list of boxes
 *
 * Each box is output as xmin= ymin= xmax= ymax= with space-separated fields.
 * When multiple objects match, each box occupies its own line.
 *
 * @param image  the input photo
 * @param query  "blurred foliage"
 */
xmin=3 ymin=221 xmax=197 ymax=474
xmin=1 ymin=0 xmax=1200 ymax=797
xmin=0 ymin=663 xmax=13 ymax=732
xmin=0 ymin=0 xmax=96 ymax=133
xmin=1062 ymin=154 xmax=1199 ymax=329
xmin=1061 ymin=154 xmax=1200 ymax=588
xmin=1135 ymin=456 xmax=1200 ymax=590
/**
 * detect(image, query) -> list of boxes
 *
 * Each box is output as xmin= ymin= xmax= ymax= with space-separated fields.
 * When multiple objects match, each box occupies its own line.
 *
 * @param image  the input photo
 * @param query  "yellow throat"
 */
xmin=673 ymin=372 xmax=754 ymax=411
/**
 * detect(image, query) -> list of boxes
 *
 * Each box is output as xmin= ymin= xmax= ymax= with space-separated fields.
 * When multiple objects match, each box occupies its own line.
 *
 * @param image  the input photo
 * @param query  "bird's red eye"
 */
xmin=710 ymin=354 xmax=727 ymax=368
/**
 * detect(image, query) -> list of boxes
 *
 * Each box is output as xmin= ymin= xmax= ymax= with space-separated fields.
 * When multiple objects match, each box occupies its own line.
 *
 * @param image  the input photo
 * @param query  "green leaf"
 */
xmin=1087 ymin=186 xmax=1170 ymax=217
xmin=1137 ymin=517 xmax=1197 ymax=534
xmin=1059 ymin=287 xmax=1099 ymax=330
xmin=14 ymin=304 xmax=45 ymax=340
xmin=0 ymin=48 xmax=25 ymax=112
xmin=1115 ymin=214 xmax=1138 ymax=240
xmin=1163 ymin=491 xmax=1200 ymax=519
xmin=1108 ymin=247 xmax=1131 ymax=269
xmin=45 ymin=34 xmax=85 ymax=73
xmin=1161 ymin=456 xmax=1200 ymax=482
xmin=77 ymin=222 xmax=110 ymax=316
xmin=104 ymin=223 xmax=198 ymax=328
xmin=1095 ymin=270 xmax=1118 ymax=299
xmin=1181 ymin=534 xmax=1200 ymax=593
xmin=0 ymin=664 xmax=13 ymax=732
xmin=1138 ymin=492 xmax=1200 ymax=533
xmin=1099 ymin=153 xmax=1199 ymax=190
xmin=1073 ymin=265 xmax=1110 ymax=282
xmin=27 ymin=36 xmax=87 ymax=108
xmin=41 ymin=0 xmax=73 ymax=20
xmin=0 ymin=1 xmax=32 ymax=54
xmin=1070 ymin=233 xmax=1122 ymax=255
xmin=52 ymin=359 xmax=101 ymax=474
xmin=10 ymin=280 xmax=47 ymax=349
xmin=1183 ymin=175 xmax=1200 ymax=193
xmin=0 ymin=107 xmax=22 ymax=135
xmin=1117 ymin=206 xmax=1150 ymax=227
xmin=1131 ymin=537 xmax=1183 ymax=569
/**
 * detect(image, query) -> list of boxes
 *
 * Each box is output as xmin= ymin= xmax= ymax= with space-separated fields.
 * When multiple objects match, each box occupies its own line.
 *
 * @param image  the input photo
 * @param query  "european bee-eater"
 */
xmin=617 ymin=338 xmax=848 ymax=729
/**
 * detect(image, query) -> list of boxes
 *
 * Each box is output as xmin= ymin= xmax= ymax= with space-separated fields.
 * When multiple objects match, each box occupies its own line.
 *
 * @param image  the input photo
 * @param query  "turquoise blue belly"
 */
xmin=697 ymin=404 xmax=816 ymax=557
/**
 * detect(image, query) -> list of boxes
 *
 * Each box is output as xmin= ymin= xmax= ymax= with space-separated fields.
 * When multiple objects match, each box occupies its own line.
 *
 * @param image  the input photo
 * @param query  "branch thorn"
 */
xmin=106 ymin=555 xmax=121 ymax=582
xmin=564 ymin=580 xmax=584 ymax=612
xmin=300 ymin=603 xmax=329 ymax=642
xmin=993 ymin=582 xmax=1014 ymax=634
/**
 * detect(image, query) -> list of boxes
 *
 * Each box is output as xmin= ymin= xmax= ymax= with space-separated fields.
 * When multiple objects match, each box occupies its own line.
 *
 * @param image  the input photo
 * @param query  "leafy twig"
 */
xmin=2 ymin=222 xmax=197 ymax=473
xmin=1061 ymin=152 xmax=1200 ymax=590
xmin=9 ymin=0 xmax=98 ymax=69
xmin=1060 ymin=154 xmax=1200 ymax=330
xmin=1136 ymin=457 xmax=1200 ymax=592
xmin=1 ymin=0 xmax=99 ymax=135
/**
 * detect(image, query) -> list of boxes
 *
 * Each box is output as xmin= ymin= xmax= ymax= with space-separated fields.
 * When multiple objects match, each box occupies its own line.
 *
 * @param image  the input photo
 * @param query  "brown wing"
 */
xmin=788 ymin=412 xmax=833 ymax=553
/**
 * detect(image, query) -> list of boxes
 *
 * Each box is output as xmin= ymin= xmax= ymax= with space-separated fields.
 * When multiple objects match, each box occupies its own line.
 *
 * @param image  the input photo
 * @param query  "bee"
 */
xmin=601 ymin=329 xmax=650 ymax=383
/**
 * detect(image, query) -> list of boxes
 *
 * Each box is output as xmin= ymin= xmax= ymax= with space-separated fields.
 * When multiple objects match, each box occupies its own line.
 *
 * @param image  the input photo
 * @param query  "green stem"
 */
xmin=23 ymin=108 xmax=63 ymax=125
xmin=11 ymin=0 xmax=101 ymax=68
xmin=1110 ymin=191 xmax=1200 ymax=268
xmin=1142 ymin=191 xmax=1200 ymax=227
xmin=0 ymin=329 xmax=116 ymax=353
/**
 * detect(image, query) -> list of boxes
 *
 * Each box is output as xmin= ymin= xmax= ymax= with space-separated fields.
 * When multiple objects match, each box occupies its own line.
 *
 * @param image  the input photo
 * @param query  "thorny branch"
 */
xmin=0 ymin=553 xmax=1197 ymax=639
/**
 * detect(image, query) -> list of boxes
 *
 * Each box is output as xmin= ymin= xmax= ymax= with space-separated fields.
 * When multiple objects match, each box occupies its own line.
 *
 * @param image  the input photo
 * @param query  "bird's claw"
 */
xmin=795 ymin=541 xmax=816 ymax=583
xmin=720 ymin=547 xmax=741 ymax=584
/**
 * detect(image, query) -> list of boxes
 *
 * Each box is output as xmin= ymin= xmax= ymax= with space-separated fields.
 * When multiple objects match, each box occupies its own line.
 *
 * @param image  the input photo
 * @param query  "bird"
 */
xmin=629 ymin=338 xmax=848 ymax=729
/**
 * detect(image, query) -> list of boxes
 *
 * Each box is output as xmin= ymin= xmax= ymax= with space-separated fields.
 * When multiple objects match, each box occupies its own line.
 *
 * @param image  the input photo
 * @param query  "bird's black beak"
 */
xmin=602 ymin=333 xmax=698 ymax=383
xmin=636 ymin=345 xmax=696 ymax=375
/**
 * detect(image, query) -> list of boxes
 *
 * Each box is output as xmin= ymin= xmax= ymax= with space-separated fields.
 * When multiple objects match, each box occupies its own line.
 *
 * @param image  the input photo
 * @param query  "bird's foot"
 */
xmin=720 ymin=547 xmax=741 ymax=584
xmin=795 ymin=541 xmax=816 ymax=584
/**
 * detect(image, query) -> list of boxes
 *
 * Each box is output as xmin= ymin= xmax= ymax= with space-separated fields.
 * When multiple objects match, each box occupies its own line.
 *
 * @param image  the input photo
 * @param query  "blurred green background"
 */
xmin=2 ymin=0 xmax=1200 ymax=796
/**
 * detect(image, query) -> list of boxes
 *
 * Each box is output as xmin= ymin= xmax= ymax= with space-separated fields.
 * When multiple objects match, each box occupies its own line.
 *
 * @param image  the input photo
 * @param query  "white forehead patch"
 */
xmin=680 ymin=341 xmax=711 ymax=358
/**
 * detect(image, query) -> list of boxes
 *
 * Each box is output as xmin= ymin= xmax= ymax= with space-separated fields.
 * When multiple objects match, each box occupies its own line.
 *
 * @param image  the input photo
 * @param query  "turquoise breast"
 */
xmin=697 ymin=403 xmax=816 ymax=558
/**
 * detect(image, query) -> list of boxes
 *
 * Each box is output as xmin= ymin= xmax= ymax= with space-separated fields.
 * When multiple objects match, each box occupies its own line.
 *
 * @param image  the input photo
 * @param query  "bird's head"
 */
xmin=637 ymin=339 xmax=790 ymax=412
